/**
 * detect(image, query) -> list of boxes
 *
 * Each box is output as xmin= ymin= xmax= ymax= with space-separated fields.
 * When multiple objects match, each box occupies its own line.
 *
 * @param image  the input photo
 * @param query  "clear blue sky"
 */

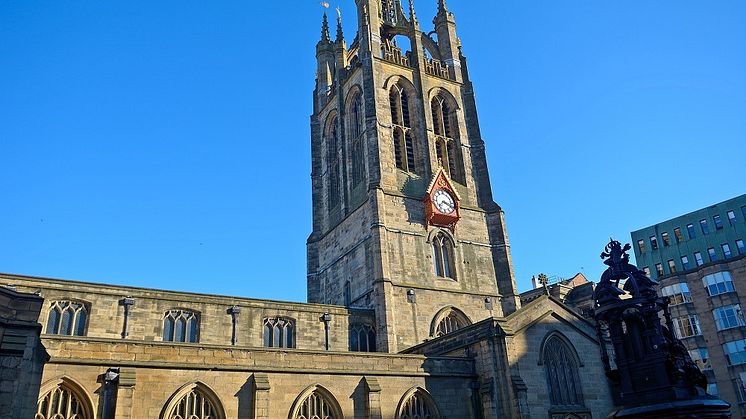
xmin=1 ymin=1 xmax=744 ymax=302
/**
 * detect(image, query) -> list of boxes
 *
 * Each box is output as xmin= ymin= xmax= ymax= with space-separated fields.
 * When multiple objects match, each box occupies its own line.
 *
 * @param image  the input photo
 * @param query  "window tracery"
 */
xmin=165 ymin=388 xmax=220 ymax=419
xmin=432 ymin=232 xmax=455 ymax=279
xmin=290 ymin=386 xmax=341 ymax=419
xmin=263 ymin=317 xmax=295 ymax=348
xmin=349 ymin=324 xmax=376 ymax=352
xmin=326 ymin=116 xmax=341 ymax=211
xmin=163 ymin=310 xmax=199 ymax=343
xmin=397 ymin=388 xmax=440 ymax=419
xmin=543 ymin=334 xmax=584 ymax=408
xmin=349 ymin=95 xmax=366 ymax=188
xmin=434 ymin=309 xmax=468 ymax=337
xmin=390 ymin=83 xmax=416 ymax=173
xmin=36 ymin=381 xmax=92 ymax=419
xmin=430 ymin=95 xmax=463 ymax=183
xmin=46 ymin=301 xmax=88 ymax=336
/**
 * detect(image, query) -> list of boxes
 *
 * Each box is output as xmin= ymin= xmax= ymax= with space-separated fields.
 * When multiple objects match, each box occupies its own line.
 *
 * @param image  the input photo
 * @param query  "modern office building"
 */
xmin=631 ymin=193 xmax=746 ymax=416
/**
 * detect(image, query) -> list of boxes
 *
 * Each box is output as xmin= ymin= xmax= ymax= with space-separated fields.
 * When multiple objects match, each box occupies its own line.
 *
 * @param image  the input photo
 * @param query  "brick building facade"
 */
xmin=631 ymin=194 xmax=746 ymax=417
xmin=2 ymin=1 xmax=616 ymax=418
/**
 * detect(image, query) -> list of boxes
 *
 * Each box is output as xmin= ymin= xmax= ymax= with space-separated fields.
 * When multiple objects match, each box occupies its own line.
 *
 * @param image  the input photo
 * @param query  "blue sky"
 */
xmin=1 ymin=1 xmax=744 ymax=302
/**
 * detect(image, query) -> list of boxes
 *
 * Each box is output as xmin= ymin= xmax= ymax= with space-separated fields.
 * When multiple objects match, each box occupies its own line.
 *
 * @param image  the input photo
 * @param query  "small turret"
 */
xmin=316 ymin=13 xmax=335 ymax=104
xmin=334 ymin=8 xmax=348 ymax=70
xmin=433 ymin=0 xmax=462 ymax=82
xmin=320 ymin=12 xmax=331 ymax=44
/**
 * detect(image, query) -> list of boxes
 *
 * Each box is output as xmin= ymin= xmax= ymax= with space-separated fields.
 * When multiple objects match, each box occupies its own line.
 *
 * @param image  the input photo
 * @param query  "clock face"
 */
xmin=432 ymin=189 xmax=456 ymax=214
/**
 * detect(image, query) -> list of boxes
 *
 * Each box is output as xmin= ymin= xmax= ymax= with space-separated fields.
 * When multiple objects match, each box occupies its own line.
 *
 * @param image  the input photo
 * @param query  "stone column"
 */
xmin=114 ymin=368 xmax=136 ymax=419
xmin=0 ymin=287 xmax=48 ymax=419
xmin=364 ymin=376 xmax=382 ymax=419
xmin=253 ymin=373 xmax=270 ymax=419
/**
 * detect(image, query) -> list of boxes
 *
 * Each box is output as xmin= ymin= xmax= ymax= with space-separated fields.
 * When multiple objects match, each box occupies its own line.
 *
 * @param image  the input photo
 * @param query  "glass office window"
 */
xmin=703 ymin=271 xmax=735 ymax=296
xmin=661 ymin=283 xmax=692 ymax=305
xmin=650 ymin=236 xmax=659 ymax=250
xmin=708 ymin=248 xmax=718 ymax=262
xmin=643 ymin=266 xmax=651 ymax=277
xmin=728 ymin=210 xmax=737 ymax=226
xmin=688 ymin=348 xmax=711 ymax=371
xmin=681 ymin=255 xmax=690 ymax=270
xmin=662 ymin=232 xmax=671 ymax=247
xmin=713 ymin=214 xmax=723 ymax=230
xmin=701 ymin=219 xmax=710 ymax=235
xmin=742 ymin=206 xmax=746 ymax=222
xmin=737 ymin=240 xmax=745 ymax=256
xmin=655 ymin=263 xmax=664 ymax=277
xmin=722 ymin=244 xmax=732 ymax=259
xmin=674 ymin=227 xmax=684 ymax=243
xmin=637 ymin=239 xmax=646 ymax=253
xmin=713 ymin=305 xmax=744 ymax=331
xmin=673 ymin=315 xmax=701 ymax=338
xmin=723 ymin=339 xmax=746 ymax=366
xmin=668 ymin=259 xmax=677 ymax=273
xmin=687 ymin=224 xmax=696 ymax=239
xmin=694 ymin=252 xmax=704 ymax=266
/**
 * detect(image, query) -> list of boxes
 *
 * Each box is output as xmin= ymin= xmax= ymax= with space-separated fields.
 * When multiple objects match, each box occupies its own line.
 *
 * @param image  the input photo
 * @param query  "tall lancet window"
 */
xmin=542 ymin=334 xmax=585 ymax=409
xmin=349 ymin=94 xmax=366 ymax=188
xmin=390 ymin=83 xmax=416 ymax=173
xmin=431 ymin=95 xmax=464 ymax=183
xmin=432 ymin=232 xmax=455 ymax=279
xmin=326 ymin=116 xmax=341 ymax=212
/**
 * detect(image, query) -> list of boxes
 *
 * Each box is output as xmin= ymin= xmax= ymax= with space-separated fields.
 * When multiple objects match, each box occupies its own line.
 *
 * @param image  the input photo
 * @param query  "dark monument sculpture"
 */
xmin=594 ymin=239 xmax=731 ymax=418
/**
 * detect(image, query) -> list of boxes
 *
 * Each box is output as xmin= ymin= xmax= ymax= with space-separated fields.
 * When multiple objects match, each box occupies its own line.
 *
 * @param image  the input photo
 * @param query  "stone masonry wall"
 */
xmin=39 ymin=337 xmax=476 ymax=418
xmin=2 ymin=274 xmax=374 ymax=352
xmin=0 ymin=286 xmax=48 ymax=419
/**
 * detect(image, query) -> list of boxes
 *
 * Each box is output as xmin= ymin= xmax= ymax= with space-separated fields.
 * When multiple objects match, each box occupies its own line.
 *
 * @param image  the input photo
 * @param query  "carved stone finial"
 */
xmin=320 ymin=13 xmax=331 ymax=43
xmin=335 ymin=7 xmax=344 ymax=43
xmin=408 ymin=0 xmax=418 ymax=25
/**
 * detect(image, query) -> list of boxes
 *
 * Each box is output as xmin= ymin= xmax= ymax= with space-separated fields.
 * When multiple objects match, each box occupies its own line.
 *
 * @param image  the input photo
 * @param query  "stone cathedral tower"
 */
xmin=307 ymin=0 xmax=520 ymax=353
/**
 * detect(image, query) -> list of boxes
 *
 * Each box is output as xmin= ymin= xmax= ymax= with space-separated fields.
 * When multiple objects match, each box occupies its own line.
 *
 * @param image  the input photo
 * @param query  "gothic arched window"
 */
xmin=46 ymin=301 xmax=88 ymax=336
xmin=263 ymin=317 xmax=295 ymax=348
xmin=433 ymin=308 xmax=470 ymax=338
xmin=390 ymin=83 xmax=416 ymax=173
xmin=348 ymin=94 xmax=366 ymax=188
xmin=326 ymin=116 xmax=341 ymax=211
xmin=397 ymin=388 xmax=441 ymax=419
xmin=290 ymin=386 xmax=342 ymax=419
xmin=162 ymin=383 xmax=226 ymax=419
xmin=349 ymin=324 xmax=376 ymax=352
xmin=431 ymin=95 xmax=463 ymax=183
xmin=166 ymin=388 xmax=220 ymax=419
xmin=163 ymin=310 xmax=199 ymax=343
xmin=36 ymin=379 xmax=93 ymax=419
xmin=542 ymin=334 xmax=585 ymax=408
xmin=432 ymin=232 xmax=455 ymax=279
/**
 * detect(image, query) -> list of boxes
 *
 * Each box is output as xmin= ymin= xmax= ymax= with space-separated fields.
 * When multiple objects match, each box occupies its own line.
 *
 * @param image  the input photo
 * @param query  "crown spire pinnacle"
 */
xmin=438 ymin=0 xmax=449 ymax=12
xmin=408 ymin=0 xmax=418 ymax=25
xmin=320 ymin=13 xmax=331 ymax=43
xmin=335 ymin=7 xmax=345 ymax=43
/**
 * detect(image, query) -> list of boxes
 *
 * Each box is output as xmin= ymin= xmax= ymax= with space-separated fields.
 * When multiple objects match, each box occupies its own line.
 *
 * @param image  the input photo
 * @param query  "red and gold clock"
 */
xmin=424 ymin=168 xmax=460 ymax=229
